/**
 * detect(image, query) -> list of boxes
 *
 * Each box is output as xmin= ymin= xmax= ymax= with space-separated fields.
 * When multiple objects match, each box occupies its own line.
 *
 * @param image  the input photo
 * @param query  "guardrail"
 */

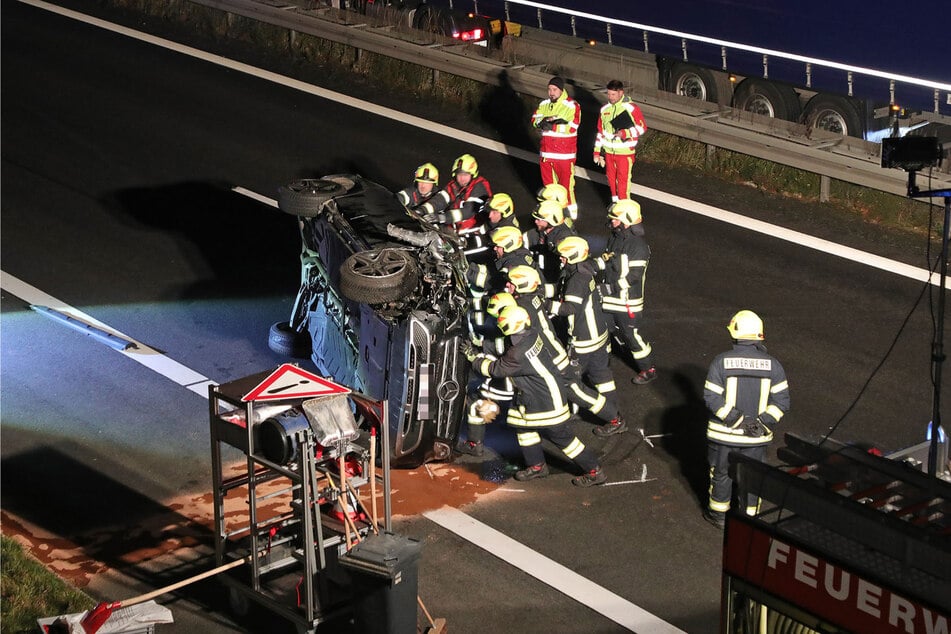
xmin=191 ymin=0 xmax=950 ymax=201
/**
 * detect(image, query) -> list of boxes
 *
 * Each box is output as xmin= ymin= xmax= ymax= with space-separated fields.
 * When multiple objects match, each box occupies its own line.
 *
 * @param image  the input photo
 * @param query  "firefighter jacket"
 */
xmin=396 ymin=186 xmax=435 ymax=210
xmin=473 ymin=328 xmax=570 ymax=427
xmin=531 ymin=90 xmax=581 ymax=161
xmin=704 ymin=341 xmax=790 ymax=447
xmin=495 ymin=248 xmax=536 ymax=277
xmin=594 ymin=97 xmax=647 ymax=157
xmin=421 ymin=176 xmax=493 ymax=226
xmin=515 ymin=292 xmax=569 ymax=370
xmin=600 ymin=224 xmax=650 ymax=315
xmin=550 ymin=260 xmax=610 ymax=355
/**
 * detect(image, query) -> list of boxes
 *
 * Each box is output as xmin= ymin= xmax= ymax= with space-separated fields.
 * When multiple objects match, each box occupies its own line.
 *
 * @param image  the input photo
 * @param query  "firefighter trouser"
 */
xmin=513 ymin=419 xmax=599 ymax=472
xmin=605 ymin=153 xmax=635 ymax=201
xmin=576 ymin=346 xmax=618 ymax=411
xmin=563 ymin=357 xmax=617 ymax=423
xmin=539 ymin=157 xmax=577 ymax=219
xmin=707 ymin=443 xmax=767 ymax=518
xmin=605 ymin=310 xmax=654 ymax=371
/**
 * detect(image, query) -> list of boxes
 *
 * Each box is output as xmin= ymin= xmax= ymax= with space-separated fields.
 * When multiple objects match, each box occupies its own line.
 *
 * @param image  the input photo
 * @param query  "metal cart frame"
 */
xmin=208 ymin=367 xmax=392 ymax=634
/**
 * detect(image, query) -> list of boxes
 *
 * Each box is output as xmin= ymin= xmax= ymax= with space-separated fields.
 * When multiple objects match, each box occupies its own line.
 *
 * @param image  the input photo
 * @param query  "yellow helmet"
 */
xmin=486 ymin=292 xmax=517 ymax=318
xmin=452 ymin=153 xmax=479 ymax=178
xmin=727 ymin=310 xmax=764 ymax=340
xmin=414 ymin=162 xmax=439 ymax=185
xmin=488 ymin=193 xmax=515 ymax=217
xmin=556 ymin=236 xmax=590 ymax=264
xmin=507 ymin=265 xmax=541 ymax=294
xmin=490 ymin=226 xmax=524 ymax=253
xmin=532 ymin=199 xmax=565 ymax=226
xmin=608 ymin=199 xmax=642 ymax=225
xmin=497 ymin=305 xmax=531 ymax=336
xmin=536 ymin=183 xmax=568 ymax=207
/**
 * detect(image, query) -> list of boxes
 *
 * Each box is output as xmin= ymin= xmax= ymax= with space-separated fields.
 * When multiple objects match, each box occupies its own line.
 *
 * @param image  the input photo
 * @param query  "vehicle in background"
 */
xmin=423 ymin=0 xmax=951 ymax=142
xmin=269 ymin=175 xmax=470 ymax=467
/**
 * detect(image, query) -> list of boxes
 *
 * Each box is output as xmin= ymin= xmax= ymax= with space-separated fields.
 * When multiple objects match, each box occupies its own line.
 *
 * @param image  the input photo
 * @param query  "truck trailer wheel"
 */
xmin=340 ymin=248 xmax=418 ymax=304
xmin=277 ymin=179 xmax=346 ymax=218
xmin=666 ymin=62 xmax=719 ymax=104
xmin=733 ymin=79 xmax=801 ymax=121
xmin=268 ymin=321 xmax=312 ymax=358
xmin=803 ymin=94 xmax=863 ymax=138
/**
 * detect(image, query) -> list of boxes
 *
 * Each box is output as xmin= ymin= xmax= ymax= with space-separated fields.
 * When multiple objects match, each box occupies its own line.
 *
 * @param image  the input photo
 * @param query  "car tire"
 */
xmin=277 ymin=179 xmax=346 ymax=218
xmin=340 ymin=248 xmax=418 ymax=304
xmin=268 ymin=321 xmax=312 ymax=358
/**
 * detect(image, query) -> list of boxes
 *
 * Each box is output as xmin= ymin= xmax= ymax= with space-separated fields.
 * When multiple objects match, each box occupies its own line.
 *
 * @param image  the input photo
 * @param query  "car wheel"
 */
xmin=277 ymin=179 xmax=346 ymax=218
xmin=268 ymin=321 xmax=312 ymax=358
xmin=340 ymin=248 xmax=418 ymax=304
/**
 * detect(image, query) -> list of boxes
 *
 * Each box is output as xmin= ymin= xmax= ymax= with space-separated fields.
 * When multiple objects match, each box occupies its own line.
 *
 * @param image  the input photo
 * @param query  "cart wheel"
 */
xmin=227 ymin=587 xmax=250 ymax=618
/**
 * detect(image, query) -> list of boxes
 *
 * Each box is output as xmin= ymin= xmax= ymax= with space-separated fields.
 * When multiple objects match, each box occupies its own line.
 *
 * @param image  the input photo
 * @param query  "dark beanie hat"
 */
xmin=548 ymin=76 xmax=565 ymax=91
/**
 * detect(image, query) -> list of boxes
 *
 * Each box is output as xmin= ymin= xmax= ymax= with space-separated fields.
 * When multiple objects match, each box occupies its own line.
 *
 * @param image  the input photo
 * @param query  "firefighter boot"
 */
xmin=572 ymin=466 xmax=608 ymax=487
xmin=458 ymin=422 xmax=486 ymax=457
xmin=631 ymin=367 xmax=657 ymax=385
xmin=703 ymin=510 xmax=726 ymax=530
xmin=458 ymin=440 xmax=484 ymax=457
xmin=594 ymin=414 xmax=628 ymax=437
xmin=514 ymin=463 xmax=550 ymax=481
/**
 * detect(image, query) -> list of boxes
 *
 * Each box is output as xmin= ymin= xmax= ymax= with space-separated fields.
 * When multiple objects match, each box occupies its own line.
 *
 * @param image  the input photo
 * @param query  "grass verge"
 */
xmin=1 ymin=535 xmax=95 ymax=634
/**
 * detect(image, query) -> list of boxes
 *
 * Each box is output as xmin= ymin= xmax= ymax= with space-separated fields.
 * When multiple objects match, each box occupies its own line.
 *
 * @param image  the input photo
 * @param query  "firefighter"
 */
xmin=525 ymin=199 xmax=577 ymax=296
xmin=600 ymin=198 xmax=657 ymax=385
xmin=419 ymin=153 xmax=493 ymax=258
xmin=593 ymin=80 xmax=647 ymax=202
xmin=396 ymin=162 xmax=440 ymax=210
xmin=531 ymin=76 xmax=581 ymax=222
xmin=507 ymin=265 xmax=620 ymax=430
xmin=551 ymin=236 xmax=626 ymax=436
xmin=703 ymin=310 xmax=789 ymax=529
xmin=470 ymin=305 xmax=607 ymax=486
xmin=490 ymin=225 xmax=535 ymax=278
xmin=486 ymin=192 xmax=520 ymax=232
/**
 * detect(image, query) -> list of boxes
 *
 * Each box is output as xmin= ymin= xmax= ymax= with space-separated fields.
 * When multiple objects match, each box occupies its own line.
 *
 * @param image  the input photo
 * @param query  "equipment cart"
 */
xmin=208 ymin=364 xmax=394 ymax=634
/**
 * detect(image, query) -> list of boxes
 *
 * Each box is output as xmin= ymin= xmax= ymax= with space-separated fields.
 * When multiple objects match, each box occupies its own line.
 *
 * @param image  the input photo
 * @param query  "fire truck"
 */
xmin=722 ymin=433 xmax=950 ymax=633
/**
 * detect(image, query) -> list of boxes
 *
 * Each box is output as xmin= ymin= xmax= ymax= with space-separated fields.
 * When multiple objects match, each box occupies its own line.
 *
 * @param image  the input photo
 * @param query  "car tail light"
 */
xmin=453 ymin=28 xmax=484 ymax=41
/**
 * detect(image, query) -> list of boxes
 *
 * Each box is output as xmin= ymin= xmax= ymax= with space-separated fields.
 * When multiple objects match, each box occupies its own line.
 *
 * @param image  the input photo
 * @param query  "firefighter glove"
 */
xmin=460 ymin=340 xmax=478 ymax=362
xmin=743 ymin=418 xmax=766 ymax=437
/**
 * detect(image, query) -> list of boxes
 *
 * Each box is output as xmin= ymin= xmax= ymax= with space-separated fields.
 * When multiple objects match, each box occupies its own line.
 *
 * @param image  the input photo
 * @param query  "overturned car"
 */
xmin=269 ymin=175 xmax=470 ymax=467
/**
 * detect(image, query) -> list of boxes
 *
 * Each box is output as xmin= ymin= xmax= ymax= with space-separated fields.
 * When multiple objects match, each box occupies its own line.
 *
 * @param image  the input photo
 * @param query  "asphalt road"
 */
xmin=1 ymin=2 xmax=946 ymax=633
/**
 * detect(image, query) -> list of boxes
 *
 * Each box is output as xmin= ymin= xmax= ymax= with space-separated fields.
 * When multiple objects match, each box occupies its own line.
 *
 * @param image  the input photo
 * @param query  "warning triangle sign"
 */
xmin=242 ymin=364 xmax=351 ymax=402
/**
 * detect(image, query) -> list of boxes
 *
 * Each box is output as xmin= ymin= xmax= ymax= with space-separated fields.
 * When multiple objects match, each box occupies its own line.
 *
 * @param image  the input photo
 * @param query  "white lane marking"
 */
xmin=423 ymin=506 xmax=686 ymax=634
xmin=1 ymin=271 xmax=215 ymax=398
xmin=21 ymin=0 xmax=947 ymax=290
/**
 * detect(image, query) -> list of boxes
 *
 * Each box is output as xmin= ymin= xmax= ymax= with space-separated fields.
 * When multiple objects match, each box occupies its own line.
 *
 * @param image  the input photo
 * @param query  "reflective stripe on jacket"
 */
xmin=594 ymin=97 xmax=647 ymax=157
xmin=601 ymin=225 xmax=650 ymax=314
xmin=531 ymin=91 xmax=580 ymax=161
xmin=704 ymin=342 xmax=790 ymax=446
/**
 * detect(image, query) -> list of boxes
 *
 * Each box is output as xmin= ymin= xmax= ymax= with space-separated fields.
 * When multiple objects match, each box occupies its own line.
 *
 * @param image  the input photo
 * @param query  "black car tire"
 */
xmin=340 ymin=248 xmax=418 ymax=304
xmin=268 ymin=321 xmax=312 ymax=358
xmin=277 ymin=179 xmax=347 ymax=217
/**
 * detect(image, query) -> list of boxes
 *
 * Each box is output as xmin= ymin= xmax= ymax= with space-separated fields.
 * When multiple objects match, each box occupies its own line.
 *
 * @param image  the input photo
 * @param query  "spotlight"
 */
xmin=881 ymin=136 xmax=943 ymax=171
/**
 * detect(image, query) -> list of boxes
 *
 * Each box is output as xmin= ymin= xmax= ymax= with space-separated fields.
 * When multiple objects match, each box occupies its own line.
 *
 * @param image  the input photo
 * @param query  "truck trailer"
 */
xmin=419 ymin=0 xmax=951 ymax=142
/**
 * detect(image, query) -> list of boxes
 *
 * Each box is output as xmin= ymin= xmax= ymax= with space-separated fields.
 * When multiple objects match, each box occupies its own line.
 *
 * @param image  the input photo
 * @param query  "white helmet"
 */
xmin=727 ymin=310 xmax=764 ymax=340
